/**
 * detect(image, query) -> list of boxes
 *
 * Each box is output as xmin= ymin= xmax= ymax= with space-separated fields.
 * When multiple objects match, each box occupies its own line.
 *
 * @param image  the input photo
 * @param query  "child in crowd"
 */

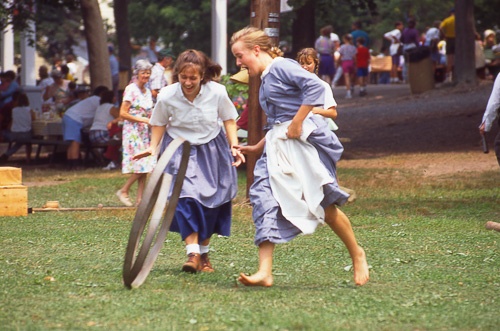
xmin=338 ymin=34 xmax=357 ymax=99
xmin=356 ymin=37 xmax=370 ymax=96
xmin=296 ymin=47 xmax=338 ymax=131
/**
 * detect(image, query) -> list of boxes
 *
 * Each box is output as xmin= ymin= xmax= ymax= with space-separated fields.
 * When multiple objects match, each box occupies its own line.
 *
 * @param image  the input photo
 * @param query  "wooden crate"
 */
xmin=0 ymin=185 xmax=28 ymax=216
xmin=0 ymin=167 xmax=22 ymax=186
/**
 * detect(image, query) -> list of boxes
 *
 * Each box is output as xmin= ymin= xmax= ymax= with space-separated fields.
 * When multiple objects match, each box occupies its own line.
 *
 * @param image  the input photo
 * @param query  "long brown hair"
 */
xmin=173 ymin=49 xmax=222 ymax=84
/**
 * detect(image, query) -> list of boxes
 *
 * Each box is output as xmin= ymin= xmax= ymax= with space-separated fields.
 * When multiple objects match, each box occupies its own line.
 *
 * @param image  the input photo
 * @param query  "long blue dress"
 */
xmin=250 ymin=58 xmax=349 ymax=246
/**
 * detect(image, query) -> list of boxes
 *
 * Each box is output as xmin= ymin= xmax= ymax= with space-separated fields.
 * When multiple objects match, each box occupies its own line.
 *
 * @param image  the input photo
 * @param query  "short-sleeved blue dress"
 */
xmin=250 ymin=58 xmax=349 ymax=246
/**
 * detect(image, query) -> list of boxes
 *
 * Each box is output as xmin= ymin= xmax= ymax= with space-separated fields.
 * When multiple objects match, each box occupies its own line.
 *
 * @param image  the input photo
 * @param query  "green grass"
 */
xmin=1 ymin=166 xmax=499 ymax=330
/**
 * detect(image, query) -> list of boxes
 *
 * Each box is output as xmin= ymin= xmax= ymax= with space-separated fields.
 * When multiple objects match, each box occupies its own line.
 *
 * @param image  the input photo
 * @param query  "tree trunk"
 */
xmin=245 ymin=0 xmax=280 ymax=196
xmin=80 ymin=0 xmax=111 ymax=90
xmin=454 ymin=0 xmax=476 ymax=85
xmin=113 ymin=0 xmax=132 ymax=77
xmin=291 ymin=0 xmax=316 ymax=53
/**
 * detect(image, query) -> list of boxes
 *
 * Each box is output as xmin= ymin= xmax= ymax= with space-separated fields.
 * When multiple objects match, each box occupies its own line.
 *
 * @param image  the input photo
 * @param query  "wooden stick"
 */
xmin=31 ymin=206 xmax=136 ymax=213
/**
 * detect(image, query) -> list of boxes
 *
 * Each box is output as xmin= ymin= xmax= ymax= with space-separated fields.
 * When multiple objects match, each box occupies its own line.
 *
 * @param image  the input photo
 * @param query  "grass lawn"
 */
xmin=1 ymin=165 xmax=499 ymax=330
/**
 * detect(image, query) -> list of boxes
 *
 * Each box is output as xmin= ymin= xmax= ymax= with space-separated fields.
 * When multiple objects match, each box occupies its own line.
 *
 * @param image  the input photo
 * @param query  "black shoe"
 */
xmin=0 ymin=154 xmax=8 ymax=163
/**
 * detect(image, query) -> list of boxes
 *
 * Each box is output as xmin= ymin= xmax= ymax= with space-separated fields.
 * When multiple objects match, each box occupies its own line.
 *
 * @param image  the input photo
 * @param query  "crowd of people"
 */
xmin=310 ymin=9 xmax=499 ymax=99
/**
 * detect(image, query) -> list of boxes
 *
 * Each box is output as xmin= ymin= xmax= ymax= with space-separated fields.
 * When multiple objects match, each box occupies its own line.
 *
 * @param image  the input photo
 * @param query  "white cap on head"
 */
xmin=330 ymin=33 xmax=340 ymax=42
xmin=484 ymin=29 xmax=495 ymax=39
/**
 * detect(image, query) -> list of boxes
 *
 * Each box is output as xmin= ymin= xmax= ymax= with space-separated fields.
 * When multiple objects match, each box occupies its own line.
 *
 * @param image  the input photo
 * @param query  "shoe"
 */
xmin=116 ymin=190 xmax=133 ymax=207
xmin=0 ymin=154 xmax=8 ymax=164
xmin=182 ymin=253 xmax=201 ymax=273
xmin=102 ymin=161 xmax=117 ymax=170
xmin=200 ymin=253 xmax=214 ymax=272
xmin=345 ymin=91 xmax=352 ymax=99
xmin=359 ymin=90 xmax=367 ymax=97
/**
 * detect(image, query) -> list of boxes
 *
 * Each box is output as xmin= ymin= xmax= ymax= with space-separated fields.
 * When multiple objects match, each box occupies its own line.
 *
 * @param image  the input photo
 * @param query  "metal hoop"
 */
xmin=123 ymin=137 xmax=190 ymax=289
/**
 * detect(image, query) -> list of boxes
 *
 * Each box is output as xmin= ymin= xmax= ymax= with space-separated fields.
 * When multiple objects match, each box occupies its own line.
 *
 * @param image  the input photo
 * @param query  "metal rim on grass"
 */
xmin=122 ymin=138 xmax=190 ymax=289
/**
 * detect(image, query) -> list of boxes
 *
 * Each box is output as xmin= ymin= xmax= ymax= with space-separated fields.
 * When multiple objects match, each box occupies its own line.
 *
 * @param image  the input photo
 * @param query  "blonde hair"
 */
xmin=296 ymin=48 xmax=319 ymax=74
xmin=230 ymin=26 xmax=283 ymax=58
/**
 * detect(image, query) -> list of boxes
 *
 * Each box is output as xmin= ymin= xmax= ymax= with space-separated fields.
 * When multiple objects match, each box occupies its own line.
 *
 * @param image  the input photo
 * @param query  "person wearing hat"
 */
xmin=43 ymin=69 xmax=72 ymax=110
xmin=150 ymin=49 xmax=175 ymax=102
xmin=229 ymin=69 xmax=249 ymax=131
xmin=162 ymin=49 xmax=176 ymax=84
xmin=483 ymin=29 xmax=500 ymax=79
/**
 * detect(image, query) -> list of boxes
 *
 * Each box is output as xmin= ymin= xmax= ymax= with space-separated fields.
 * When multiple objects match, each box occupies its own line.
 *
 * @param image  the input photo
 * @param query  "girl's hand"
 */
xmin=235 ymin=144 xmax=260 ymax=156
xmin=286 ymin=120 xmax=302 ymax=139
xmin=479 ymin=122 xmax=486 ymax=135
xmin=231 ymin=146 xmax=246 ymax=167
xmin=133 ymin=147 xmax=154 ymax=160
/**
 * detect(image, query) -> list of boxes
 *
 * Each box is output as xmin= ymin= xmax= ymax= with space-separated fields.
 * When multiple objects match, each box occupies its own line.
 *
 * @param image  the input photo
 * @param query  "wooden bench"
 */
xmin=2 ymin=137 xmax=121 ymax=165
xmin=81 ymin=137 xmax=121 ymax=166
xmin=1 ymin=138 xmax=69 ymax=163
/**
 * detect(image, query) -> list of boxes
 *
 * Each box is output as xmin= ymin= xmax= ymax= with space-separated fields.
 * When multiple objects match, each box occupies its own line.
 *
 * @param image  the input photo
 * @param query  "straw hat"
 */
xmin=230 ymin=68 xmax=249 ymax=85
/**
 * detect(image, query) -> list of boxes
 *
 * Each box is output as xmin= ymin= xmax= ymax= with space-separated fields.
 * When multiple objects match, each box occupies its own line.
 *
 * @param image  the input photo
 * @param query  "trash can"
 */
xmin=408 ymin=46 xmax=434 ymax=94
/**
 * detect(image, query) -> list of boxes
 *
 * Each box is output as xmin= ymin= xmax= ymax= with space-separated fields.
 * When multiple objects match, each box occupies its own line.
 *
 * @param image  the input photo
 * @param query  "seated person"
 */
xmin=43 ymin=70 xmax=73 ymax=114
xmin=0 ymin=90 xmax=21 ymax=136
xmin=62 ymin=85 xmax=109 ymax=169
xmin=65 ymin=85 xmax=89 ymax=109
xmin=0 ymin=71 xmax=21 ymax=110
xmin=89 ymin=90 xmax=121 ymax=169
xmin=0 ymin=93 xmax=34 ymax=163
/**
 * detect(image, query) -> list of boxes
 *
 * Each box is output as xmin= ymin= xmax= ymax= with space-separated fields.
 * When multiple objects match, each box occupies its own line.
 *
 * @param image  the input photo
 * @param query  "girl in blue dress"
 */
xmin=230 ymin=27 xmax=369 ymax=287
xmin=134 ymin=50 xmax=245 ymax=273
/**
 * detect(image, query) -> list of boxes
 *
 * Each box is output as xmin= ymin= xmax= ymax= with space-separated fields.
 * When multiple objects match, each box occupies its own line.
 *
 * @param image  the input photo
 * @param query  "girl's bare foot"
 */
xmin=353 ymin=247 xmax=369 ymax=286
xmin=238 ymin=272 xmax=273 ymax=287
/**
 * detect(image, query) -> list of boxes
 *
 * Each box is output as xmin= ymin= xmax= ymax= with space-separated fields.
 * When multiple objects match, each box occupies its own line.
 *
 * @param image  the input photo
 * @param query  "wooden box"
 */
xmin=0 ymin=167 xmax=22 ymax=186
xmin=0 ymin=185 xmax=28 ymax=216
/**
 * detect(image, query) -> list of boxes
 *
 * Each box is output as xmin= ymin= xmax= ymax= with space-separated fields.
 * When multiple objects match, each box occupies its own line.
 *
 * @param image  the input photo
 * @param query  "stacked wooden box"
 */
xmin=0 ymin=167 xmax=28 ymax=216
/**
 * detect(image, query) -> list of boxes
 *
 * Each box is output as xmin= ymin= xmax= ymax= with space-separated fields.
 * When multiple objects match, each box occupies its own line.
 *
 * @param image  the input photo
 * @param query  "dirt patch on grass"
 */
xmin=24 ymin=180 xmax=71 ymax=187
xmin=339 ymin=151 xmax=498 ymax=177
xmin=335 ymin=81 xmax=499 ymax=177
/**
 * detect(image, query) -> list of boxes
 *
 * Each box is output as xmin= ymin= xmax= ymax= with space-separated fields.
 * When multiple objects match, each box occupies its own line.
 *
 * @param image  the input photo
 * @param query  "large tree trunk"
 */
xmin=81 ymin=0 xmax=111 ymax=90
xmin=454 ymin=0 xmax=476 ymax=85
xmin=291 ymin=0 xmax=316 ymax=52
xmin=113 ymin=0 xmax=132 ymax=77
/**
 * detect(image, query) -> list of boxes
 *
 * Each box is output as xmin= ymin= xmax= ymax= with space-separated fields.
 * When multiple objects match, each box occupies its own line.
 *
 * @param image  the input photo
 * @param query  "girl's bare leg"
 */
xmin=238 ymin=240 xmax=274 ymax=287
xmin=344 ymin=74 xmax=351 ymax=91
xmin=136 ymin=174 xmax=147 ymax=205
xmin=120 ymin=173 xmax=140 ymax=196
xmin=324 ymin=204 xmax=369 ymax=286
